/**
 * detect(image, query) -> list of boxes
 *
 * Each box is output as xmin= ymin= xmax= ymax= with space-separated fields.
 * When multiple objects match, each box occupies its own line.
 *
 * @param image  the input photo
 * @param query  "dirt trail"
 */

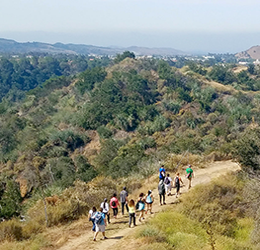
xmin=57 ymin=161 xmax=240 ymax=250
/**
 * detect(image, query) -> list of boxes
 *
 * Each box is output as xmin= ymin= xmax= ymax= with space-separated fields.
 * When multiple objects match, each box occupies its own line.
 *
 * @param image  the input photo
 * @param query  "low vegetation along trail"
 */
xmin=57 ymin=161 xmax=240 ymax=250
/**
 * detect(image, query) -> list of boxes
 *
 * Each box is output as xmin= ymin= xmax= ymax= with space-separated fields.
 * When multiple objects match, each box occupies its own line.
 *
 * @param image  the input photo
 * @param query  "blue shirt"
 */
xmin=159 ymin=167 xmax=165 ymax=179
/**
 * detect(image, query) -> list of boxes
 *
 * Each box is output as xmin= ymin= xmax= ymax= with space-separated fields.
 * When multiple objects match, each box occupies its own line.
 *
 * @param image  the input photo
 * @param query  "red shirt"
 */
xmin=110 ymin=197 xmax=119 ymax=208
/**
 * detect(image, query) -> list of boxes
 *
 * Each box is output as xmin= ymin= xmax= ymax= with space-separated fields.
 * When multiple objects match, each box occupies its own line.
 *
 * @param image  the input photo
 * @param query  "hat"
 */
xmin=123 ymin=186 xmax=126 ymax=190
xmin=104 ymin=198 xmax=107 ymax=202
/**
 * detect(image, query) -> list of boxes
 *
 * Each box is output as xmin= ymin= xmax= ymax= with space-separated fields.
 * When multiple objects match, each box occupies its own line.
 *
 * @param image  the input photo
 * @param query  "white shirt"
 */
xmin=100 ymin=202 xmax=109 ymax=213
xmin=89 ymin=210 xmax=96 ymax=219
xmin=165 ymin=177 xmax=172 ymax=186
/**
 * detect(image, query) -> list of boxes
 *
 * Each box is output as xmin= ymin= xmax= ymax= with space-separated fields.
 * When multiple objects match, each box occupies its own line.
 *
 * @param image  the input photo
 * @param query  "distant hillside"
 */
xmin=236 ymin=45 xmax=260 ymax=60
xmin=0 ymin=38 xmax=187 ymax=56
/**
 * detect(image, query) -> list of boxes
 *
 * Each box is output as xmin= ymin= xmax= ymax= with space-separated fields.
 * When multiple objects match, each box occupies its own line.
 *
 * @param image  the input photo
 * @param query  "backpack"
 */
xmin=111 ymin=201 xmax=116 ymax=207
xmin=164 ymin=177 xmax=170 ymax=185
xmin=94 ymin=212 xmax=103 ymax=225
xmin=135 ymin=201 xmax=140 ymax=210
xmin=175 ymin=177 xmax=180 ymax=185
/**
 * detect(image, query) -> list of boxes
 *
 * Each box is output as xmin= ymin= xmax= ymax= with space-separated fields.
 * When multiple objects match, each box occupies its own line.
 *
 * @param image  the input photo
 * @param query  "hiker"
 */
xmin=128 ymin=199 xmax=136 ymax=228
xmin=88 ymin=206 xmax=97 ymax=232
xmin=164 ymin=173 xmax=173 ymax=196
xmin=145 ymin=190 xmax=154 ymax=214
xmin=100 ymin=198 xmax=110 ymax=224
xmin=110 ymin=193 xmax=120 ymax=219
xmin=136 ymin=193 xmax=146 ymax=222
xmin=174 ymin=173 xmax=183 ymax=198
xmin=93 ymin=208 xmax=107 ymax=241
xmin=120 ymin=186 xmax=129 ymax=215
xmin=159 ymin=165 xmax=166 ymax=181
xmin=158 ymin=179 xmax=166 ymax=205
xmin=186 ymin=164 xmax=194 ymax=189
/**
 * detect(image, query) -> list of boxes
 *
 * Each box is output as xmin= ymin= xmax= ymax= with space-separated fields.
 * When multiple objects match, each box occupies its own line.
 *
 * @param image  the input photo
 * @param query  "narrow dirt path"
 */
xmin=57 ymin=160 xmax=240 ymax=250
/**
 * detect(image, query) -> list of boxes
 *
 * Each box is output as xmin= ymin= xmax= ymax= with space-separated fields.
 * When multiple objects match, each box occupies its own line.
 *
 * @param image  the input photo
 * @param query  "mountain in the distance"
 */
xmin=235 ymin=45 xmax=260 ymax=60
xmin=0 ymin=38 xmax=187 ymax=56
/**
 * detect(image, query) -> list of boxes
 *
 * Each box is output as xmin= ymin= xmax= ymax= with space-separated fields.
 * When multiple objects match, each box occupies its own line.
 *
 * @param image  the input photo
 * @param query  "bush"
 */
xmin=97 ymin=126 xmax=113 ymax=139
xmin=177 ymin=173 xmax=244 ymax=237
xmin=138 ymin=211 xmax=207 ymax=250
xmin=0 ymin=179 xmax=22 ymax=219
xmin=0 ymin=219 xmax=23 ymax=242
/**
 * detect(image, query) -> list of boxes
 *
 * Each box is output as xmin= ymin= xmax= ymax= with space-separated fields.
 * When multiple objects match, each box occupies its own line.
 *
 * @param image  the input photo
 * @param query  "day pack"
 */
xmin=164 ymin=177 xmax=170 ymax=185
xmin=135 ymin=201 xmax=140 ymax=210
xmin=94 ymin=212 xmax=103 ymax=225
xmin=111 ymin=201 xmax=116 ymax=207
xmin=175 ymin=177 xmax=180 ymax=185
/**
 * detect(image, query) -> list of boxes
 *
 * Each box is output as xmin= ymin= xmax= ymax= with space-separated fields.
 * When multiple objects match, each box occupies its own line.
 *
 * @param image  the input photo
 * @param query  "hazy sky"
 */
xmin=1 ymin=0 xmax=260 ymax=53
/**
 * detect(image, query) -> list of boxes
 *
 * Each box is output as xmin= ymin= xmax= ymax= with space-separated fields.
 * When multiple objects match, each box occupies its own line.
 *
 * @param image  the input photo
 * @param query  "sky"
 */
xmin=1 ymin=0 xmax=260 ymax=53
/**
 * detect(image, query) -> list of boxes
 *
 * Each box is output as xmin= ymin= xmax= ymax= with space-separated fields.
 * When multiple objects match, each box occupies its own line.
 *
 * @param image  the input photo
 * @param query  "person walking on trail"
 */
xmin=136 ymin=193 xmax=146 ymax=222
xmin=145 ymin=190 xmax=154 ymax=214
xmin=164 ymin=173 xmax=173 ymax=196
xmin=120 ymin=186 xmax=129 ymax=215
xmin=110 ymin=193 xmax=120 ymax=219
xmin=174 ymin=173 xmax=183 ymax=198
xmin=128 ymin=199 xmax=137 ymax=228
xmin=159 ymin=165 xmax=166 ymax=181
xmin=158 ymin=179 xmax=166 ymax=205
xmin=186 ymin=164 xmax=194 ymax=189
xmin=93 ymin=208 xmax=107 ymax=241
xmin=100 ymin=198 xmax=110 ymax=224
xmin=88 ymin=206 xmax=97 ymax=232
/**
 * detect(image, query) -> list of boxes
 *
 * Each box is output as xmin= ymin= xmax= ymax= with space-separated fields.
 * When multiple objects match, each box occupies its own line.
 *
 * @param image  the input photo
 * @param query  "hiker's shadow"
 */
xmin=107 ymin=236 xmax=124 ymax=240
xmin=113 ymin=220 xmax=128 ymax=224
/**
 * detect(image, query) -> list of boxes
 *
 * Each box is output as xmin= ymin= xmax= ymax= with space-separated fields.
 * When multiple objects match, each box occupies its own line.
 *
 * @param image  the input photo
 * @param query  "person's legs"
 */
xmin=129 ymin=213 xmax=132 ymax=226
xmin=102 ymin=231 xmax=107 ymax=239
xmin=159 ymin=194 xmax=162 ymax=205
xmin=163 ymin=194 xmax=166 ymax=204
xmin=121 ymin=202 xmax=125 ymax=215
xmin=149 ymin=203 xmax=153 ymax=213
xmin=133 ymin=213 xmax=136 ymax=226
xmin=106 ymin=213 xmax=110 ymax=223
xmin=165 ymin=185 xmax=169 ymax=195
xmin=91 ymin=219 xmax=95 ymax=231
xmin=139 ymin=210 xmax=144 ymax=221
xmin=126 ymin=203 xmax=129 ymax=213
xmin=188 ymin=177 xmax=192 ymax=189
xmin=176 ymin=185 xmax=180 ymax=197
xmin=93 ymin=231 xmax=98 ymax=241
xmin=113 ymin=208 xmax=117 ymax=218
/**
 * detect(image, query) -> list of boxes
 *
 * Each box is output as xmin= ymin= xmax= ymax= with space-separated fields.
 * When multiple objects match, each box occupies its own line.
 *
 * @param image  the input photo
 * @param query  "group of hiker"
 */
xmin=88 ymin=164 xmax=194 ymax=241
xmin=158 ymin=164 xmax=194 ymax=205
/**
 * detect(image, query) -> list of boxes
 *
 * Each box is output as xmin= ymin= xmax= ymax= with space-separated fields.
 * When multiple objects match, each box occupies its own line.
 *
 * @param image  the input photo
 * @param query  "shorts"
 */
xmin=95 ymin=224 xmax=105 ymax=232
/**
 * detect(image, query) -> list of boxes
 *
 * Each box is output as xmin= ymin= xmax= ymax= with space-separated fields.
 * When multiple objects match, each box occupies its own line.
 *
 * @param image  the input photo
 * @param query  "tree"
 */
xmin=114 ymin=51 xmax=135 ymax=63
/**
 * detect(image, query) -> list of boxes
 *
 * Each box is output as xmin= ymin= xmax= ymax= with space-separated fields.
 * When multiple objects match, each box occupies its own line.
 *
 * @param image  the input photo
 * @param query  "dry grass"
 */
xmin=164 ymin=153 xmax=207 ymax=171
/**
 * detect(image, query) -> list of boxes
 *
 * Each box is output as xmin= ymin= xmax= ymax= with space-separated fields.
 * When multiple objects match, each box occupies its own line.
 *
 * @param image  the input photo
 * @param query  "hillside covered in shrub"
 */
xmin=1 ymin=52 xmax=260 ymax=248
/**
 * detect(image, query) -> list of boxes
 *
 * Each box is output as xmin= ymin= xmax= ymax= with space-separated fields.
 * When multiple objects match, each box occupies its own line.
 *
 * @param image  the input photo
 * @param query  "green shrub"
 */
xmin=97 ymin=126 xmax=113 ymax=139
xmin=177 ymin=173 xmax=244 ymax=237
